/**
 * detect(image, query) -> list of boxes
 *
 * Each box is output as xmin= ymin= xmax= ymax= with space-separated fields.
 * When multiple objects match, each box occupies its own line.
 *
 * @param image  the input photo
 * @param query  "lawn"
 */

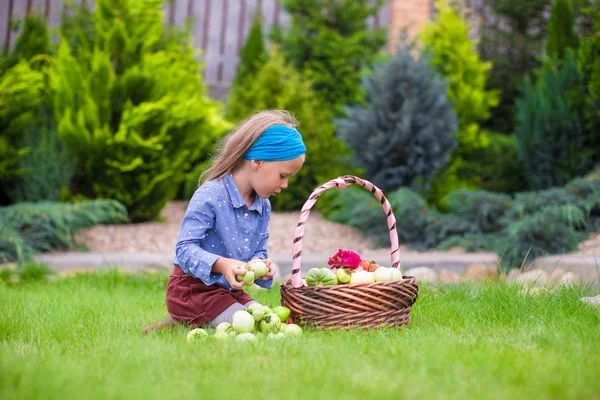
xmin=0 ymin=268 xmax=599 ymax=400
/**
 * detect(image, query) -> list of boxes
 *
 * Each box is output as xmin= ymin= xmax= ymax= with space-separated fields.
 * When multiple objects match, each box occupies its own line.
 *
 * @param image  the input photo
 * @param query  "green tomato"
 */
xmin=267 ymin=332 xmax=284 ymax=340
xmin=186 ymin=328 xmax=208 ymax=342
xmin=232 ymin=310 xmax=255 ymax=334
xmin=391 ymin=268 xmax=403 ymax=281
xmin=283 ymin=324 xmax=303 ymax=337
xmin=272 ymin=306 xmax=291 ymax=323
xmin=250 ymin=260 xmax=269 ymax=279
xmin=214 ymin=331 xmax=230 ymax=340
xmin=336 ymin=268 xmax=351 ymax=284
xmin=215 ymin=322 xmax=233 ymax=334
xmin=259 ymin=313 xmax=282 ymax=334
xmin=306 ymin=267 xmax=338 ymax=286
xmin=263 ymin=306 xmax=273 ymax=315
xmin=236 ymin=264 xmax=255 ymax=286
xmin=247 ymin=303 xmax=265 ymax=322
xmin=236 ymin=332 xmax=257 ymax=341
xmin=374 ymin=267 xmax=393 ymax=282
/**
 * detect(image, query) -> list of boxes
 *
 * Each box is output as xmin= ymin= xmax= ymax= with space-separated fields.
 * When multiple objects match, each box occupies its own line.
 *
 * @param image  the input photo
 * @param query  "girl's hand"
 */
xmin=255 ymin=258 xmax=276 ymax=280
xmin=213 ymin=258 xmax=246 ymax=290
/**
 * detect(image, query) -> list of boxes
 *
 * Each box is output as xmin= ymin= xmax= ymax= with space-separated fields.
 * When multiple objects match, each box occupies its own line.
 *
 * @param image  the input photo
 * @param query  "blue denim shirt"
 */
xmin=173 ymin=173 xmax=272 ymax=290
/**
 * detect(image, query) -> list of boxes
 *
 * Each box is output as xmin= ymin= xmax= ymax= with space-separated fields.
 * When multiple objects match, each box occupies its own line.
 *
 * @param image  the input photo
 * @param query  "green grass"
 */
xmin=0 ymin=269 xmax=599 ymax=400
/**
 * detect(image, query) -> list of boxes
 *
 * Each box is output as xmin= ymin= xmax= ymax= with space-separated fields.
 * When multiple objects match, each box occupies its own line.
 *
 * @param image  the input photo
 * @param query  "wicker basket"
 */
xmin=280 ymin=175 xmax=419 ymax=330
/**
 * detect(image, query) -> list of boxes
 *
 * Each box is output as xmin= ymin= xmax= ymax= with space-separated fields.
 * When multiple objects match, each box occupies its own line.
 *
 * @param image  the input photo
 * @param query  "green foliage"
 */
xmin=0 ymin=12 xmax=75 ymax=204
xmin=420 ymin=2 xmax=500 ymax=203
xmin=0 ymin=56 xmax=60 ymax=202
xmin=464 ymin=132 xmax=529 ymax=194
xmin=49 ymin=0 xmax=230 ymax=221
xmin=275 ymin=0 xmax=387 ymax=115
xmin=514 ymin=51 xmax=592 ymax=190
xmin=234 ymin=13 xmax=267 ymax=86
xmin=479 ymin=0 xmax=552 ymax=133
xmin=547 ymin=0 xmax=581 ymax=60
xmin=0 ymin=12 xmax=51 ymax=75
xmin=224 ymin=47 xmax=351 ymax=211
xmin=0 ymin=262 xmax=56 ymax=286
xmin=324 ymin=169 xmax=600 ymax=267
xmin=336 ymin=43 xmax=457 ymax=192
xmin=579 ymin=7 xmax=600 ymax=162
xmin=226 ymin=13 xmax=267 ymax=120
xmin=0 ymin=200 xmax=129 ymax=263
xmin=442 ymin=189 xmax=512 ymax=233
xmin=5 ymin=119 xmax=75 ymax=202
xmin=15 ymin=262 xmax=56 ymax=284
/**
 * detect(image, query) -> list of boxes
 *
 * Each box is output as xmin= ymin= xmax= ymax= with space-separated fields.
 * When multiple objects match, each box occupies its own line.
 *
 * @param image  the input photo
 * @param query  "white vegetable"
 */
xmin=214 ymin=331 xmax=230 ymax=340
xmin=232 ymin=310 xmax=255 ymax=334
xmin=236 ymin=332 xmax=257 ymax=341
xmin=247 ymin=303 xmax=265 ymax=322
xmin=350 ymin=270 xmax=374 ymax=284
xmin=391 ymin=268 xmax=403 ymax=281
xmin=215 ymin=322 xmax=233 ymax=333
xmin=282 ymin=324 xmax=303 ymax=336
xmin=374 ymin=267 xmax=393 ymax=282
xmin=186 ymin=328 xmax=208 ymax=342
xmin=250 ymin=260 xmax=269 ymax=279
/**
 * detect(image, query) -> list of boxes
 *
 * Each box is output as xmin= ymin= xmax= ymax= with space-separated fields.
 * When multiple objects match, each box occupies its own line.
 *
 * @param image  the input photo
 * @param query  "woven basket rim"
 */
xmin=280 ymin=275 xmax=417 ymax=289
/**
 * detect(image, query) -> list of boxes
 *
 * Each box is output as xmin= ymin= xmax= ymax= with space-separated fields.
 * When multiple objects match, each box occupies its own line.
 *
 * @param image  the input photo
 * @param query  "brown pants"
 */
xmin=166 ymin=265 xmax=254 ymax=327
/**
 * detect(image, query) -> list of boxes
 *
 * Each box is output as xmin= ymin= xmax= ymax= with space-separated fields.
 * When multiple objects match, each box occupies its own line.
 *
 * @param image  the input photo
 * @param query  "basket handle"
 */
xmin=291 ymin=175 xmax=401 ymax=288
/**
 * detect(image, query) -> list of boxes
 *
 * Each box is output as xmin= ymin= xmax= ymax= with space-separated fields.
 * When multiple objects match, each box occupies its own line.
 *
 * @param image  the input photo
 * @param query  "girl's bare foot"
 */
xmin=144 ymin=316 xmax=178 ymax=334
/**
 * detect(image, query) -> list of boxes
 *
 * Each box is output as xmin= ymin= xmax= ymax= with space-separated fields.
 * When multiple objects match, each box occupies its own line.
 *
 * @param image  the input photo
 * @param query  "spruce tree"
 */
xmin=479 ymin=0 xmax=552 ymax=134
xmin=420 ymin=2 xmax=500 ymax=203
xmin=579 ymin=6 xmax=600 ymax=163
xmin=226 ymin=13 xmax=267 ymax=119
xmin=547 ymin=0 xmax=581 ymax=60
xmin=275 ymin=0 xmax=387 ymax=115
xmin=233 ymin=12 xmax=266 ymax=86
xmin=335 ymin=44 xmax=458 ymax=192
xmin=514 ymin=51 xmax=590 ymax=190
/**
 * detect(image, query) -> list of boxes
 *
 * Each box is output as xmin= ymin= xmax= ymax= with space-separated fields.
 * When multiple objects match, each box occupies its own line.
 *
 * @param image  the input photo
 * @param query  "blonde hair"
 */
xmin=199 ymin=109 xmax=298 ymax=184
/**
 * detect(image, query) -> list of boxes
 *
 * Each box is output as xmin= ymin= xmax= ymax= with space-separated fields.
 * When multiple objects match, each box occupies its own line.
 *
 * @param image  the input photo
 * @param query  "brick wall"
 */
xmin=389 ymin=0 xmax=434 ymax=51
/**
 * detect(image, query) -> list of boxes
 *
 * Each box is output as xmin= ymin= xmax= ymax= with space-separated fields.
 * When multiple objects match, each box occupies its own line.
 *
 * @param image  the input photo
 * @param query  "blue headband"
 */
xmin=243 ymin=125 xmax=306 ymax=161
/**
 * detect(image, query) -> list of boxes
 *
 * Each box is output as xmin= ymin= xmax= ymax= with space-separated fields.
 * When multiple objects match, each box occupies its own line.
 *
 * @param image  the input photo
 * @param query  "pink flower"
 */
xmin=328 ymin=249 xmax=362 ymax=270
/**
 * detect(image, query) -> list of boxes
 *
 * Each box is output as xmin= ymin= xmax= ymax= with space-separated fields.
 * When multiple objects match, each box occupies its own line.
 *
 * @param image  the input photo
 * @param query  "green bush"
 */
xmin=0 ymin=199 xmax=129 ymax=263
xmin=465 ymin=132 xmax=529 ymax=194
xmin=419 ymin=2 xmax=500 ymax=203
xmin=5 ymin=112 xmax=74 ymax=203
xmin=442 ymin=189 xmax=512 ymax=233
xmin=479 ymin=0 xmax=551 ymax=134
xmin=323 ymin=168 xmax=600 ymax=267
xmin=547 ymin=0 xmax=581 ymax=60
xmin=275 ymin=0 xmax=387 ymax=115
xmin=231 ymin=12 xmax=266 ymax=89
xmin=336 ymin=42 xmax=457 ymax=192
xmin=0 ymin=60 xmax=47 ymax=185
xmin=223 ymin=46 xmax=351 ymax=211
xmin=0 ymin=12 xmax=75 ymax=204
xmin=225 ymin=12 xmax=268 ymax=123
xmin=0 ymin=12 xmax=51 ymax=75
xmin=49 ymin=0 xmax=230 ymax=221
xmin=514 ymin=51 xmax=592 ymax=190
xmin=579 ymin=7 xmax=600 ymax=163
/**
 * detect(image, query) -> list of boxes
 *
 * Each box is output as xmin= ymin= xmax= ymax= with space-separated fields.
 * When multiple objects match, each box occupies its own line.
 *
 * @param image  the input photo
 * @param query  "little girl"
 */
xmin=145 ymin=109 xmax=305 ymax=332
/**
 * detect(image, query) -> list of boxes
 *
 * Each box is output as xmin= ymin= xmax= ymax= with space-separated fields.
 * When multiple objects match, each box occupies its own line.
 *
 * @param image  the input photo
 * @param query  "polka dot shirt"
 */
xmin=173 ymin=173 xmax=272 ymax=290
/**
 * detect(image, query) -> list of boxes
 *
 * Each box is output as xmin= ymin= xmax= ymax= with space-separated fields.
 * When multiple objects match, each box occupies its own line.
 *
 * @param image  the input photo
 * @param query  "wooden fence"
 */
xmin=0 ymin=0 xmax=391 ymax=98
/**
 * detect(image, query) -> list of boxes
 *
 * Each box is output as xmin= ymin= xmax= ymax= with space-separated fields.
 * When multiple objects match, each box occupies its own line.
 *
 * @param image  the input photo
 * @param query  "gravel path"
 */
xmin=75 ymin=201 xmax=385 ymax=256
xmin=75 ymin=201 xmax=600 ymax=257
